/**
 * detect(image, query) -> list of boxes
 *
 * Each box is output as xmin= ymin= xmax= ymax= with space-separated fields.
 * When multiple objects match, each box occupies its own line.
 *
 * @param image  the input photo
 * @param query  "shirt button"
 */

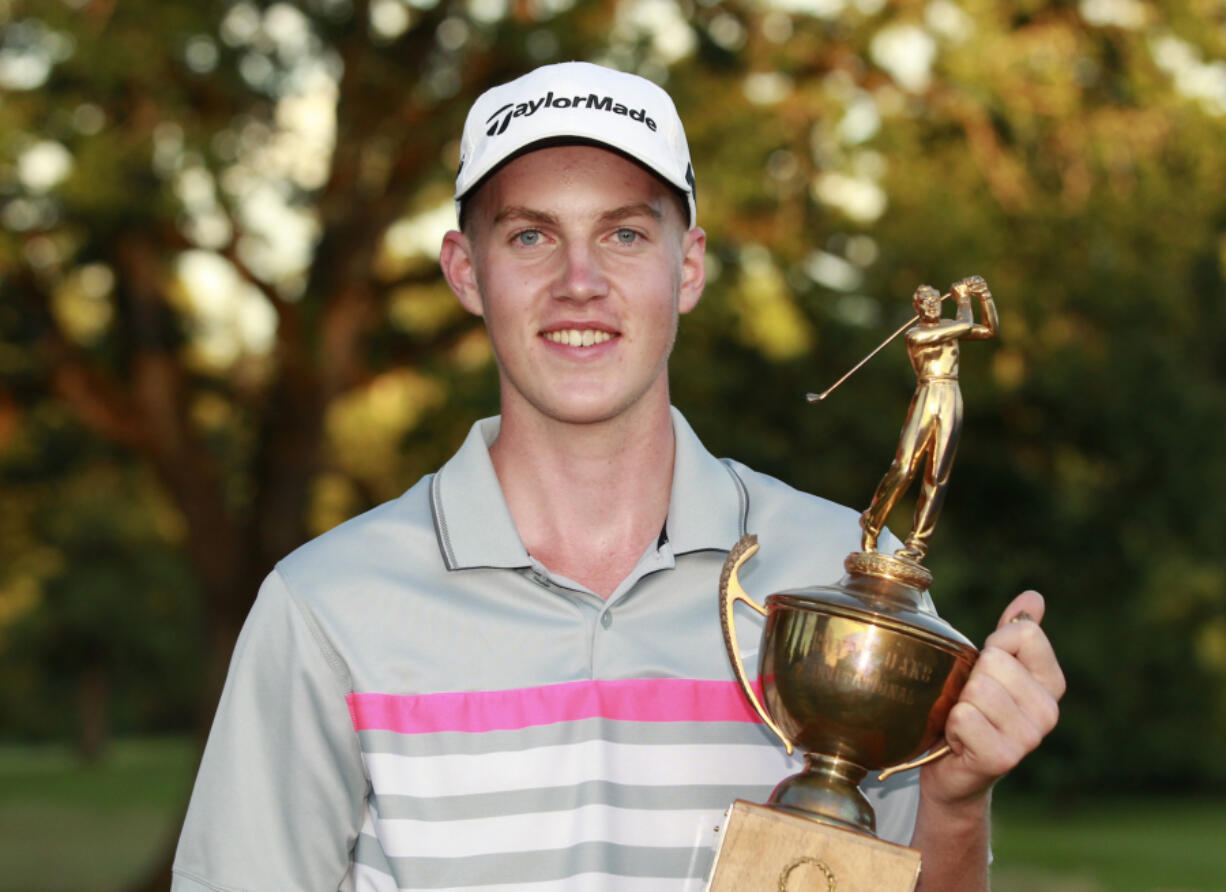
xmin=600 ymin=612 xmax=613 ymax=629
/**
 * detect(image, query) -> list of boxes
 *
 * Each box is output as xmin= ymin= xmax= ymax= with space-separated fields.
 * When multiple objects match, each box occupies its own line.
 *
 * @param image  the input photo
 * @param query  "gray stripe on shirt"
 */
xmin=358 ymin=718 xmax=779 ymax=757
xmin=371 ymin=780 xmax=776 ymax=820
xmin=354 ymin=830 xmax=395 ymax=877
xmin=357 ymin=841 xmax=717 ymax=889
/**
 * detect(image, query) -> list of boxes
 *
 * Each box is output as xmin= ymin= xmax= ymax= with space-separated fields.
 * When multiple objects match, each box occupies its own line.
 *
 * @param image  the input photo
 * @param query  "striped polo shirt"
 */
xmin=173 ymin=409 xmax=920 ymax=892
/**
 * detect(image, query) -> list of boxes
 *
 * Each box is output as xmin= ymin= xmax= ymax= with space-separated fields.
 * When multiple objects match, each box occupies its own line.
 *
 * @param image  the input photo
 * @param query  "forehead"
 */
xmin=468 ymin=145 xmax=681 ymax=227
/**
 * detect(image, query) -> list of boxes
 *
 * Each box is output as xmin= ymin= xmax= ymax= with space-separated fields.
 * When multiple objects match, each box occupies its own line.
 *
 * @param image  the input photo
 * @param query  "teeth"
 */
xmin=543 ymin=329 xmax=614 ymax=347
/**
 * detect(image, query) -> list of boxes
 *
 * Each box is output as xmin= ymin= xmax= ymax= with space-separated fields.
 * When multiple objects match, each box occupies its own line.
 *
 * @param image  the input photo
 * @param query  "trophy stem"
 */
xmin=768 ymin=753 xmax=875 ymax=837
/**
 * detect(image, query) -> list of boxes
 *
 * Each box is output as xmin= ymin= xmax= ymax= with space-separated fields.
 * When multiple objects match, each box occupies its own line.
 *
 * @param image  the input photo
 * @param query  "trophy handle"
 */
xmin=877 ymin=742 xmax=953 ymax=781
xmin=719 ymin=534 xmax=793 ymax=755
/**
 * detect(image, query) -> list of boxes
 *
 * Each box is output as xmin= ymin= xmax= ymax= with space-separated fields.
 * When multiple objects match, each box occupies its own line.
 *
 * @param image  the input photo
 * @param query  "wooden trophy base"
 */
xmin=706 ymin=800 xmax=921 ymax=892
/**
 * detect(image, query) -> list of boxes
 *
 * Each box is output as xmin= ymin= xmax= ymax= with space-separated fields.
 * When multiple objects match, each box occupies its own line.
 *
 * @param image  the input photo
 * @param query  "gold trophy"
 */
xmin=708 ymin=277 xmax=999 ymax=891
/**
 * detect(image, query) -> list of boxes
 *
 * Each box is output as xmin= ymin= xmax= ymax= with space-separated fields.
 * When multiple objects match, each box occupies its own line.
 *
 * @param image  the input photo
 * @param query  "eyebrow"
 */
xmin=599 ymin=202 xmax=665 ymax=224
xmin=490 ymin=202 xmax=665 ymax=227
xmin=491 ymin=206 xmax=559 ymax=227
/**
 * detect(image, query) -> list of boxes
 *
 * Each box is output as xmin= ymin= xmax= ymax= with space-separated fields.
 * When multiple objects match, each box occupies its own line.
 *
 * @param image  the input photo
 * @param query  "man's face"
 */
xmin=441 ymin=145 xmax=705 ymax=427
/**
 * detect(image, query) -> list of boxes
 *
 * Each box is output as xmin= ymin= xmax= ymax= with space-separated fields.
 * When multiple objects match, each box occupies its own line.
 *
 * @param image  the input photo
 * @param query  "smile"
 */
xmin=541 ymin=329 xmax=616 ymax=347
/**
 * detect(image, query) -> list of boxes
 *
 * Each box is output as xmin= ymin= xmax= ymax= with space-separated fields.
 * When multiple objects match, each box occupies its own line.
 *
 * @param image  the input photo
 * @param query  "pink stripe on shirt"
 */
xmin=346 ymin=677 xmax=766 ymax=735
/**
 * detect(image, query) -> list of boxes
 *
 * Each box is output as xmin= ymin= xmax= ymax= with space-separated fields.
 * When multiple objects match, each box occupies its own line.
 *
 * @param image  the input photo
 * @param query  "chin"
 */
xmin=544 ymin=404 xmax=630 ymax=426
xmin=531 ymin=391 xmax=651 ymax=427
xmin=505 ymin=370 xmax=669 ymax=428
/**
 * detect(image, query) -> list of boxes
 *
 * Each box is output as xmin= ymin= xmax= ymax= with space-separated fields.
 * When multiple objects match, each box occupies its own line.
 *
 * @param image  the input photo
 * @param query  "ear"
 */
xmin=677 ymin=226 xmax=707 ymax=315
xmin=439 ymin=230 xmax=484 ymax=317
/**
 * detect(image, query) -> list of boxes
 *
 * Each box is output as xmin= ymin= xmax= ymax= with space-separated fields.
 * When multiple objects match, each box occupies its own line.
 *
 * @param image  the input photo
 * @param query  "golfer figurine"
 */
xmin=860 ymin=276 xmax=999 ymax=563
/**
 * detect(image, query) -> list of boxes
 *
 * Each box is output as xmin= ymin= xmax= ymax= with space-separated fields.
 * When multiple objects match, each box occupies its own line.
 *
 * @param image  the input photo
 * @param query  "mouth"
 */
xmin=541 ymin=328 xmax=618 ymax=348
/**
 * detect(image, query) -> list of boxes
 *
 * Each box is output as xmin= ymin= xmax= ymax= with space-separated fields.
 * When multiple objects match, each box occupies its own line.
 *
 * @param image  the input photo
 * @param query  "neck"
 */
xmin=489 ymin=396 xmax=676 ymax=599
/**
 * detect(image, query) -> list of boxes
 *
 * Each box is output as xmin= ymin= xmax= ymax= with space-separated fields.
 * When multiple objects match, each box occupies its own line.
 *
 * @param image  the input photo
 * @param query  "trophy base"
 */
xmin=706 ymin=800 xmax=921 ymax=892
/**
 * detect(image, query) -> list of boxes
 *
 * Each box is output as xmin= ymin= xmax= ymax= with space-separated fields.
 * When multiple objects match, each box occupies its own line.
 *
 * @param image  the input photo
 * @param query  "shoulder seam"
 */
xmin=273 ymin=568 xmax=354 ymax=692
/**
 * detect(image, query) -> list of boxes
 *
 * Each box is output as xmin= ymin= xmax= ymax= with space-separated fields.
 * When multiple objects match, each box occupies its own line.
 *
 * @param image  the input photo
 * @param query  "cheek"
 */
xmin=475 ymin=288 xmax=539 ymax=368
xmin=479 ymin=299 xmax=519 ymax=347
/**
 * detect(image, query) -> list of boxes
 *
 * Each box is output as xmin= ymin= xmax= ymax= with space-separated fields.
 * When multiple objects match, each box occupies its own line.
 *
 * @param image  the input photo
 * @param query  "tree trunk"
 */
xmin=76 ymin=663 xmax=109 ymax=764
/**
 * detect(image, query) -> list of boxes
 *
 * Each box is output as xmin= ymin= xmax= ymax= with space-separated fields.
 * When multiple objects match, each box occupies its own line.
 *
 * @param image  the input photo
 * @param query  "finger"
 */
xmin=943 ymin=698 xmax=1025 ymax=778
xmin=945 ymin=666 xmax=1052 ymax=780
xmin=966 ymin=646 xmax=1061 ymax=743
xmin=984 ymin=612 xmax=1067 ymax=701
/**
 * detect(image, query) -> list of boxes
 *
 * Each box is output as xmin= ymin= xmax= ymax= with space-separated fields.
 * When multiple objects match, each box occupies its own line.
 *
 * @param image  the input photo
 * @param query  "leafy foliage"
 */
xmin=2 ymin=0 xmax=1224 ymax=800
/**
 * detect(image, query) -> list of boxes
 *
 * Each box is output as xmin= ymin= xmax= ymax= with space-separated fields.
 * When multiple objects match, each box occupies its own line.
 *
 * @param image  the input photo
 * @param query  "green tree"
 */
xmin=669 ymin=0 xmax=1226 ymax=793
xmin=1 ymin=0 xmax=615 ymax=745
xmin=3 ymin=4 xmax=1226 ymax=888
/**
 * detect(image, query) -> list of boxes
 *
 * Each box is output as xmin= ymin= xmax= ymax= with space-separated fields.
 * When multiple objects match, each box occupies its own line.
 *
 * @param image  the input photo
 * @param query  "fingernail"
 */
xmin=1010 ymin=611 xmax=1034 ymax=623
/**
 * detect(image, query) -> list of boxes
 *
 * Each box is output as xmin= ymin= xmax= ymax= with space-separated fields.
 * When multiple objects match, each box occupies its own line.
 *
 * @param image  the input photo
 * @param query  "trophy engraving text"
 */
xmin=809 ymin=663 xmax=917 ymax=707
xmin=880 ymin=651 xmax=935 ymax=684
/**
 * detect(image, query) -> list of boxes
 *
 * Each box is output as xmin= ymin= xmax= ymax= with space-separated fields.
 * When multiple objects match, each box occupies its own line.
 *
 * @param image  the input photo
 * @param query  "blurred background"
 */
xmin=2 ymin=0 xmax=1225 ymax=889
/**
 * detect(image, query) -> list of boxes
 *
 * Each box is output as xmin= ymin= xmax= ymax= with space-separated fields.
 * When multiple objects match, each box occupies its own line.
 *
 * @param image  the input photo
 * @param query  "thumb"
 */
xmin=996 ymin=590 xmax=1046 ymax=630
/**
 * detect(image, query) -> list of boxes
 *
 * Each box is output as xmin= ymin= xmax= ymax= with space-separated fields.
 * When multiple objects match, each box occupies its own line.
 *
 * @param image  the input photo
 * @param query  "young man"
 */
xmin=172 ymin=63 xmax=1064 ymax=892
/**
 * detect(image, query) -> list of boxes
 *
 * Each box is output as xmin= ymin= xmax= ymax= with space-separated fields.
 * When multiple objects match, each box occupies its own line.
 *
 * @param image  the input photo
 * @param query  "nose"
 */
xmin=551 ymin=240 xmax=608 ymax=302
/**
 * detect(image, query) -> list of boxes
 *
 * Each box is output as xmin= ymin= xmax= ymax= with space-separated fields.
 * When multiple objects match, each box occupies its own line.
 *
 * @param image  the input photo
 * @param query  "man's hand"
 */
xmin=923 ymin=590 xmax=1065 ymax=807
xmin=910 ymin=591 xmax=1064 ymax=891
xmin=953 ymin=274 xmax=991 ymax=300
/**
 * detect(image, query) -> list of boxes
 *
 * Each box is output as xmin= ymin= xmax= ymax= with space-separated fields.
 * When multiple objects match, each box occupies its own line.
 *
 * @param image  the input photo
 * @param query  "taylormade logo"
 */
xmin=485 ymin=91 xmax=659 ymax=137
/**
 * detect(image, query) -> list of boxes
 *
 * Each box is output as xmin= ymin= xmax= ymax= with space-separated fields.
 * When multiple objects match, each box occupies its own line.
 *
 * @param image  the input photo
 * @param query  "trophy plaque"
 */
xmin=708 ymin=276 xmax=999 ymax=891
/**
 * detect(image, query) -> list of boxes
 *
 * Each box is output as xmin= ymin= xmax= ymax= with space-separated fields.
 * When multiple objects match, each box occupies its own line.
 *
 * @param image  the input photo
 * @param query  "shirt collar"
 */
xmin=664 ymin=406 xmax=748 ymax=555
xmin=430 ymin=408 xmax=747 ymax=571
xmin=430 ymin=416 xmax=526 ymax=571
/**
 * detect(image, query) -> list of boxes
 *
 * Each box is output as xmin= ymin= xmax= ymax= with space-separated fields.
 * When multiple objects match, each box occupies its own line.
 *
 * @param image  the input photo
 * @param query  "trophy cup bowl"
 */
xmin=721 ymin=537 xmax=978 ymax=838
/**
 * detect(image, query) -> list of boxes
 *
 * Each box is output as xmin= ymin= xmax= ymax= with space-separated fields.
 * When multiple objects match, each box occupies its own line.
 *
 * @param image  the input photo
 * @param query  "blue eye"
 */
xmin=615 ymin=229 xmax=639 ymax=244
xmin=515 ymin=230 xmax=541 ymax=246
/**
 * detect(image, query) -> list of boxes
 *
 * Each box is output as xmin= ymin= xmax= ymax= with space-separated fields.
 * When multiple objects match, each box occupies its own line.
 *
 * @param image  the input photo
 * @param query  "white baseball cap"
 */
xmin=454 ymin=62 xmax=697 ymax=227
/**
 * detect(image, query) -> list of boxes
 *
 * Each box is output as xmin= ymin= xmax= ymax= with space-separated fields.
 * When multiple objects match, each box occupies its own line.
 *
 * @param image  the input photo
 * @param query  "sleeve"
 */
xmin=863 ymin=765 xmax=920 ymax=846
xmin=172 ymin=570 xmax=369 ymax=892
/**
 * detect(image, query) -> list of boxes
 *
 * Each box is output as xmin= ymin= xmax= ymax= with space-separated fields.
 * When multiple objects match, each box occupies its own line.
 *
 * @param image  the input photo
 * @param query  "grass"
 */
xmin=991 ymin=793 xmax=1226 ymax=892
xmin=1 ymin=739 xmax=1224 ymax=891
xmin=0 ymin=738 xmax=197 ymax=892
